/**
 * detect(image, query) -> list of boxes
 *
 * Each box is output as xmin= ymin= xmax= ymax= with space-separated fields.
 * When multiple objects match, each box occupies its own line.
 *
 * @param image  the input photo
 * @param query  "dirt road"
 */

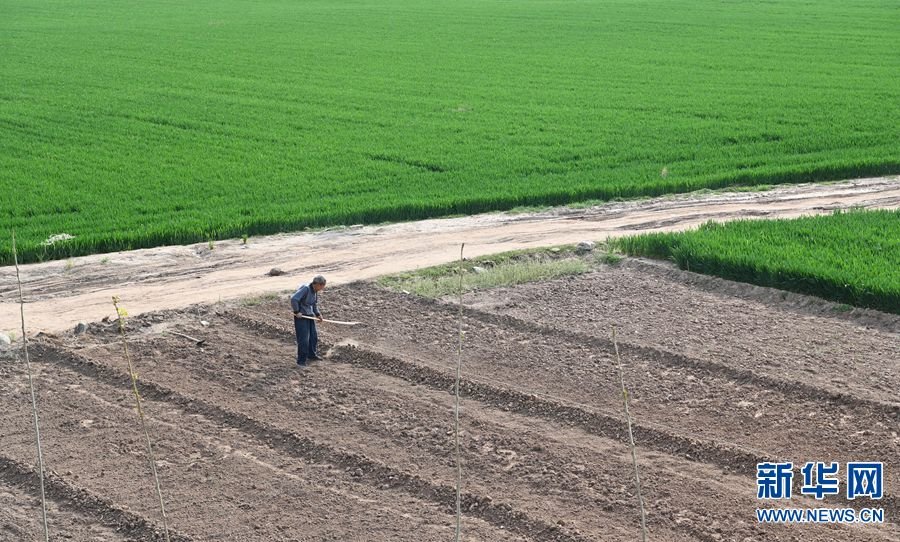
xmin=2 ymin=176 xmax=898 ymax=333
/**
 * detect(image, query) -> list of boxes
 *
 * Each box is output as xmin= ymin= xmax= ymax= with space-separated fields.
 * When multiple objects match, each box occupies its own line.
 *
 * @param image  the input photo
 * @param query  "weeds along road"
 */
xmin=2 ymin=176 xmax=899 ymax=333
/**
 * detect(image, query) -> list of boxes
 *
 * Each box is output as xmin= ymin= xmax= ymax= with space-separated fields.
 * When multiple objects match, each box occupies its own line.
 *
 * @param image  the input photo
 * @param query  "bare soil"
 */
xmin=1 ymin=266 xmax=897 ymax=540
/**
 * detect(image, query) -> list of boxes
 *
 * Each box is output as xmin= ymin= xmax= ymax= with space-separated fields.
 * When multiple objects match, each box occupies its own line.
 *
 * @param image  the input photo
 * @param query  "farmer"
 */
xmin=290 ymin=275 xmax=326 ymax=366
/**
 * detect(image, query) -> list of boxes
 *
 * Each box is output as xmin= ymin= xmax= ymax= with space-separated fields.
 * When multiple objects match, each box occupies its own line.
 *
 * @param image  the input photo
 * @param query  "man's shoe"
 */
xmin=309 ymin=355 xmax=323 ymax=361
xmin=297 ymin=360 xmax=308 ymax=367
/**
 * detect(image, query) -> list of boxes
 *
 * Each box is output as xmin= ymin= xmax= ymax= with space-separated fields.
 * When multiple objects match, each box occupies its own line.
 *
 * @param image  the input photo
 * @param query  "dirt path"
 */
xmin=2 ymin=176 xmax=899 ymax=333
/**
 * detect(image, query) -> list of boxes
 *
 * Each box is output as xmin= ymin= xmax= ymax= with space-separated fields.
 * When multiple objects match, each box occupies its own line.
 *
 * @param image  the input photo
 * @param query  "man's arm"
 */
xmin=314 ymin=293 xmax=323 ymax=322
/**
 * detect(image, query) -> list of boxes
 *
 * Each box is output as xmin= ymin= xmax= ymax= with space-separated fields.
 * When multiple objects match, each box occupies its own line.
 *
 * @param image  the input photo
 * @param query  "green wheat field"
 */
xmin=613 ymin=210 xmax=900 ymax=314
xmin=2 ymin=0 xmax=898 ymax=263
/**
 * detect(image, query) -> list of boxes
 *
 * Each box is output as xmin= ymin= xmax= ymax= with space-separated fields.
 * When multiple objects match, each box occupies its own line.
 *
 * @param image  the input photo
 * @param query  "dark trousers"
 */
xmin=294 ymin=317 xmax=318 ymax=364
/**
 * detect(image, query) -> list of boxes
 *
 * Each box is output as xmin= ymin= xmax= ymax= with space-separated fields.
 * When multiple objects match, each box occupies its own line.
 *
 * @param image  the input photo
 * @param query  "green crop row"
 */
xmin=2 ymin=0 xmax=898 ymax=263
xmin=612 ymin=210 xmax=900 ymax=314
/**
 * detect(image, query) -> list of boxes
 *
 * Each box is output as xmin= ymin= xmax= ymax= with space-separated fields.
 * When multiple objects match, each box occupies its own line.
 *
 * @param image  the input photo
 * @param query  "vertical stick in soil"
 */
xmin=112 ymin=296 xmax=171 ymax=542
xmin=12 ymin=232 xmax=50 ymax=542
xmin=454 ymin=243 xmax=465 ymax=542
xmin=612 ymin=327 xmax=648 ymax=542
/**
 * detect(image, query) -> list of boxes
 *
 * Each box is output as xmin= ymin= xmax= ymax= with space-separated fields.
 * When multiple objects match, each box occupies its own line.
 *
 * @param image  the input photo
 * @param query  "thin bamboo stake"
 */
xmin=454 ymin=243 xmax=465 ymax=542
xmin=612 ymin=327 xmax=648 ymax=542
xmin=13 ymin=232 xmax=49 ymax=542
xmin=112 ymin=296 xmax=171 ymax=542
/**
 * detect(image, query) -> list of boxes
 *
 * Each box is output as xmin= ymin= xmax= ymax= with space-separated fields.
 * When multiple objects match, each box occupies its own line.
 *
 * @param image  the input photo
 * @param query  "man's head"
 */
xmin=311 ymin=275 xmax=327 ymax=292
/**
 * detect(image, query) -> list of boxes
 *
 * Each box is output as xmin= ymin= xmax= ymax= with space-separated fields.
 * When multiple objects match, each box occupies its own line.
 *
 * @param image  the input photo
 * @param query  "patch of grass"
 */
xmin=384 ymin=259 xmax=590 ymax=298
xmin=1 ymin=0 xmax=898 ymax=263
xmin=612 ymin=209 xmax=900 ymax=314
xmin=380 ymin=245 xmax=606 ymax=297
xmin=238 ymin=292 xmax=283 ymax=307
xmin=597 ymin=252 xmax=623 ymax=265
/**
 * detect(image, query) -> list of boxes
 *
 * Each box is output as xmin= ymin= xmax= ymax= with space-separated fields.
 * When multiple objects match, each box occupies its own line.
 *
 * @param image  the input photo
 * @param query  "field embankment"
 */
xmin=2 ymin=177 xmax=898 ymax=333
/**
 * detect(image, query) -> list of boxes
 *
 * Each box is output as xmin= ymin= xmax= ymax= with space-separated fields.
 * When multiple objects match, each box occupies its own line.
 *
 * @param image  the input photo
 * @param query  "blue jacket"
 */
xmin=290 ymin=284 xmax=320 ymax=316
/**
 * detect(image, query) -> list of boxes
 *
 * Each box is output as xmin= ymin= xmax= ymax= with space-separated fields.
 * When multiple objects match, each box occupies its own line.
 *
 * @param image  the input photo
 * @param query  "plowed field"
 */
xmin=2 ymin=265 xmax=897 ymax=540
